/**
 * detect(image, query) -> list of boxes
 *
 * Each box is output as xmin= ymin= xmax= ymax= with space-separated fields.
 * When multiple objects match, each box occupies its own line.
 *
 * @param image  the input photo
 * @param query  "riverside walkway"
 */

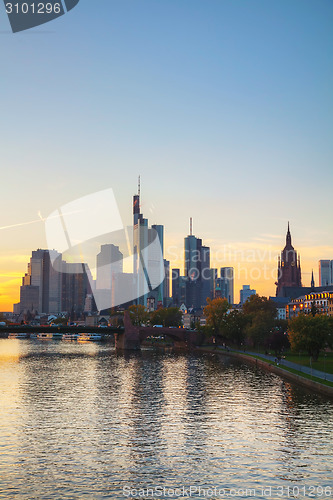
xmin=230 ymin=348 xmax=333 ymax=383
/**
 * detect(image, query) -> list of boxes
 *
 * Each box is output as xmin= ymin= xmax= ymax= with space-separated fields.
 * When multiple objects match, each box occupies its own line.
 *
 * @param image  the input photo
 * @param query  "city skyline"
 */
xmin=1 ymin=0 xmax=332 ymax=309
xmin=1 ymin=183 xmax=333 ymax=310
xmin=5 ymin=185 xmax=333 ymax=313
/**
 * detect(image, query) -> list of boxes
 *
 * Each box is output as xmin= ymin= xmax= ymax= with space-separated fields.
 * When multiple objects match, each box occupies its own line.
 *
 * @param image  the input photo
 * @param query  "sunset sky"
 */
xmin=0 ymin=0 xmax=332 ymax=310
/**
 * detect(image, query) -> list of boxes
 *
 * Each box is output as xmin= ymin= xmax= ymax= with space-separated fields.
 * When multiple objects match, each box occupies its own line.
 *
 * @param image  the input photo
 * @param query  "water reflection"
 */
xmin=0 ymin=340 xmax=332 ymax=499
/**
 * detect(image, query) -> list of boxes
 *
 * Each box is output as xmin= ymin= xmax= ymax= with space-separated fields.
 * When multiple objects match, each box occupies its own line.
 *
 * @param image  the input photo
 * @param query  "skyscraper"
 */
xmin=172 ymin=268 xmax=180 ymax=306
xmin=319 ymin=260 xmax=333 ymax=286
xmin=133 ymin=181 xmax=164 ymax=307
xmin=96 ymin=244 xmax=123 ymax=290
xmin=19 ymin=249 xmax=93 ymax=317
xmin=61 ymin=262 xmax=92 ymax=318
xmin=20 ymin=249 xmax=62 ymax=314
xmin=201 ymin=246 xmax=211 ymax=306
xmin=220 ymin=267 xmax=234 ymax=304
xmin=240 ymin=285 xmax=256 ymax=305
xmin=163 ymin=259 xmax=170 ymax=306
xmin=184 ymin=232 xmax=202 ymax=309
xmin=149 ymin=224 xmax=165 ymax=305
xmin=133 ymin=190 xmax=149 ymax=305
xmin=184 ymin=219 xmax=210 ymax=309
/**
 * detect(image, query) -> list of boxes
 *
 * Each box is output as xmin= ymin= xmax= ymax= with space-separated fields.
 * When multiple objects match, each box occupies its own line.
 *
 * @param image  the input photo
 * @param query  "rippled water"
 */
xmin=0 ymin=339 xmax=332 ymax=500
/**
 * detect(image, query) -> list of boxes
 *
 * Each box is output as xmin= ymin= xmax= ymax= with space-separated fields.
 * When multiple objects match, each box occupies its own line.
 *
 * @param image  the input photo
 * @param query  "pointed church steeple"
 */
xmin=311 ymin=269 xmax=315 ymax=289
xmin=276 ymin=222 xmax=302 ymax=296
xmin=286 ymin=221 xmax=292 ymax=247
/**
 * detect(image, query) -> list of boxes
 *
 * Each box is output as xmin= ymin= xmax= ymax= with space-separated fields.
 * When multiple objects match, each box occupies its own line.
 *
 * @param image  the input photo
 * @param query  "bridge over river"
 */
xmin=114 ymin=311 xmax=205 ymax=350
xmin=0 ymin=312 xmax=205 ymax=349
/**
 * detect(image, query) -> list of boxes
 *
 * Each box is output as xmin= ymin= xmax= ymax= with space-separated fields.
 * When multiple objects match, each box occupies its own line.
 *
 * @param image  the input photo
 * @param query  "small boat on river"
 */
xmin=8 ymin=332 xmax=29 ymax=339
xmin=77 ymin=333 xmax=102 ymax=342
xmin=31 ymin=332 xmax=63 ymax=340
xmin=62 ymin=333 xmax=80 ymax=341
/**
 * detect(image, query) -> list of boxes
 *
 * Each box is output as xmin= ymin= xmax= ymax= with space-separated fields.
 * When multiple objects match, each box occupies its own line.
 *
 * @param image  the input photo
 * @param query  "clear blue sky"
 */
xmin=0 ymin=0 xmax=332 ymax=307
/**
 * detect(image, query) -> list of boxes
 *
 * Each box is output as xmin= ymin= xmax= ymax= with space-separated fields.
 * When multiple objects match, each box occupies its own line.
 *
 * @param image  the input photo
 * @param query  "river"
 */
xmin=0 ymin=339 xmax=332 ymax=499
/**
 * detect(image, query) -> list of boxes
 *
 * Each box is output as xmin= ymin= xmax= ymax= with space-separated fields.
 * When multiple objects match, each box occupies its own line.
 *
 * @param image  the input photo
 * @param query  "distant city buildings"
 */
xmin=240 ymin=285 xmax=256 ymax=305
xmin=17 ymin=250 xmax=92 ymax=318
xmin=218 ymin=267 xmax=234 ymax=304
xmin=19 ymin=249 xmax=62 ymax=314
xmin=12 ymin=192 xmax=332 ymax=321
xmin=286 ymin=291 xmax=333 ymax=319
xmin=319 ymin=260 xmax=333 ymax=286
xmin=170 ymin=219 xmax=234 ymax=310
xmin=96 ymin=244 xmax=123 ymax=290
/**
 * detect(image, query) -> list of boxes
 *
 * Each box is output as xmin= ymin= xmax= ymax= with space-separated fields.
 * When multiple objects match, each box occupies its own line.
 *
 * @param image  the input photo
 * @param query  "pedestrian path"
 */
xmin=226 ymin=348 xmax=333 ymax=383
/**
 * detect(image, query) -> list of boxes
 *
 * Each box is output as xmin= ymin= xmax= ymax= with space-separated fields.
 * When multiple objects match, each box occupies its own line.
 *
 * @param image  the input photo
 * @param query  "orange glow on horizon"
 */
xmin=0 ymin=238 xmax=332 ymax=311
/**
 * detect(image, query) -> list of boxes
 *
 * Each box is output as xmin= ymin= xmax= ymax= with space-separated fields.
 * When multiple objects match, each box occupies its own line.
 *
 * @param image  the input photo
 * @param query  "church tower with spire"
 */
xmin=276 ymin=222 xmax=302 ymax=296
xmin=311 ymin=270 xmax=315 ymax=289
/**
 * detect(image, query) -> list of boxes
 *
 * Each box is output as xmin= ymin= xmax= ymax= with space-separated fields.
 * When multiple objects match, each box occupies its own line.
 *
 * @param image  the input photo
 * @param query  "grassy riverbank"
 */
xmin=199 ymin=346 xmax=333 ymax=390
xmin=242 ymin=347 xmax=333 ymax=375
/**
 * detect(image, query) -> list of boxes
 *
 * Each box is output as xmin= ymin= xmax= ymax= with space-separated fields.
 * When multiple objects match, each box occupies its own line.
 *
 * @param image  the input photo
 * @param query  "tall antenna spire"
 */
xmin=286 ymin=221 xmax=291 ymax=246
xmin=138 ymin=175 xmax=141 ymax=197
xmin=190 ymin=217 xmax=193 ymax=236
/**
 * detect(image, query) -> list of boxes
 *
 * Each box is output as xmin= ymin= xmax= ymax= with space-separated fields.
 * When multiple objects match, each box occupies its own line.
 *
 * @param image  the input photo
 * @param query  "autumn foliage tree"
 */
xmin=242 ymin=294 xmax=277 ymax=348
xmin=203 ymin=297 xmax=230 ymax=338
xmin=288 ymin=314 xmax=333 ymax=361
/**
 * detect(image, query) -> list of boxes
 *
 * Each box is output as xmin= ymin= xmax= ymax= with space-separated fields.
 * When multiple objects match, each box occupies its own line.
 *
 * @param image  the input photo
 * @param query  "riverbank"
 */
xmin=197 ymin=346 xmax=333 ymax=399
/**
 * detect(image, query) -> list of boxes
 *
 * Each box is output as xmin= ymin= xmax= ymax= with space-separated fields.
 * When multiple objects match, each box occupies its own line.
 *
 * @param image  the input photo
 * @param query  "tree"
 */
xmin=288 ymin=314 xmax=332 ymax=361
xmin=150 ymin=307 xmax=182 ymax=327
xmin=267 ymin=329 xmax=290 ymax=356
xmin=0 ymin=313 xmax=7 ymax=325
xmin=128 ymin=304 xmax=149 ymax=326
xmin=242 ymin=294 xmax=277 ymax=348
xmin=52 ymin=316 xmax=68 ymax=326
xmin=224 ymin=310 xmax=248 ymax=346
xmin=203 ymin=298 xmax=230 ymax=338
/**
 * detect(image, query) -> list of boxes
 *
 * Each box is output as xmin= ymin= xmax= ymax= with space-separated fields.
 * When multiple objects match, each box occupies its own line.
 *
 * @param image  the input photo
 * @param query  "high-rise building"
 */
xmin=184 ymin=233 xmax=202 ymax=309
xmin=133 ymin=192 xmax=149 ymax=305
xmin=201 ymin=246 xmax=211 ymax=306
xmin=96 ymin=244 xmax=123 ymax=290
xmin=19 ymin=249 xmax=62 ymax=314
xmin=94 ymin=243 xmax=123 ymax=311
xmin=172 ymin=268 xmax=180 ymax=306
xmin=184 ymin=220 xmax=211 ymax=309
xmin=163 ymin=259 xmax=170 ymax=306
xmin=319 ymin=260 xmax=333 ymax=286
xmin=149 ymin=224 xmax=165 ymax=305
xmin=133 ymin=181 xmax=164 ymax=308
xmin=220 ymin=267 xmax=234 ymax=304
xmin=240 ymin=285 xmax=256 ymax=305
xmin=210 ymin=268 xmax=217 ymax=300
xmin=276 ymin=223 xmax=302 ymax=297
xmin=61 ymin=262 xmax=92 ymax=318
xmin=19 ymin=285 xmax=39 ymax=313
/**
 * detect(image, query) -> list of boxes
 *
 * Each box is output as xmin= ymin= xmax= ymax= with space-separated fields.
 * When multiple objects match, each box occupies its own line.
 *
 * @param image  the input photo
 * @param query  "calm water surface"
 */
xmin=0 ymin=339 xmax=332 ymax=500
